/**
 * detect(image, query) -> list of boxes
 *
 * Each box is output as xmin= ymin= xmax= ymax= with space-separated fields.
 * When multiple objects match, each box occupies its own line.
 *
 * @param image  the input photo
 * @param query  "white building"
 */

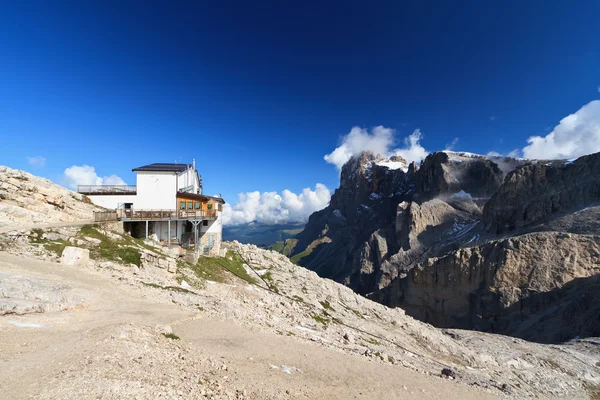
xmin=78 ymin=162 xmax=225 ymax=255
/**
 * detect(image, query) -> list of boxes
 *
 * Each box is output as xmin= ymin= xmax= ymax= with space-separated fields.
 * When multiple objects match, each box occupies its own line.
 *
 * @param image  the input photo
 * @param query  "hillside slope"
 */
xmin=0 ymin=166 xmax=101 ymax=231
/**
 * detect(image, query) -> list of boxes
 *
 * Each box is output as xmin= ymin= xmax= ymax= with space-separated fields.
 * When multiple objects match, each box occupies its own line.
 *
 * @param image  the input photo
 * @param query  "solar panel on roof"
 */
xmin=132 ymin=163 xmax=192 ymax=172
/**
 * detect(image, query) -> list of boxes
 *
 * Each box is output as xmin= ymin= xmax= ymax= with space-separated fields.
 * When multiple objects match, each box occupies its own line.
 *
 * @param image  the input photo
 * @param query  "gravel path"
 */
xmin=0 ymin=252 xmax=497 ymax=400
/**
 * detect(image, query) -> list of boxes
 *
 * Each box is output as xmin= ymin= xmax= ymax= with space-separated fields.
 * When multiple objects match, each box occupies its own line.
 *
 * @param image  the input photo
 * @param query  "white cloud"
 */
xmin=597 ymin=85 xmax=600 ymax=93
xmin=324 ymin=126 xmax=429 ymax=169
xmin=522 ymin=100 xmax=600 ymax=160
xmin=27 ymin=156 xmax=46 ymax=168
xmin=444 ymin=138 xmax=459 ymax=151
xmin=391 ymin=129 xmax=429 ymax=163
xmin=63 ymin=165 xmax=126 ymax=190
xmin=222 ymin=184 xmax=331 ymax=226
xmin=324 ymin=126 xmax=394 ymax=170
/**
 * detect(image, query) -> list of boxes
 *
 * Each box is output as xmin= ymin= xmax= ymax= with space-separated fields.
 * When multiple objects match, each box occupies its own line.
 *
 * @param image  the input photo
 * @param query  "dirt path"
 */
xmin=0 ymin=219 xmax=96 ymax=234
xmin=0 ymin=252 xmax=498 ymax=399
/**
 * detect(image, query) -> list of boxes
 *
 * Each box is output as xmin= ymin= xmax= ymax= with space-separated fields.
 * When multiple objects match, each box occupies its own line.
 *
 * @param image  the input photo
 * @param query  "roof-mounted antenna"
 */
xmin=192 ymin=158 xmax=196 ymax=170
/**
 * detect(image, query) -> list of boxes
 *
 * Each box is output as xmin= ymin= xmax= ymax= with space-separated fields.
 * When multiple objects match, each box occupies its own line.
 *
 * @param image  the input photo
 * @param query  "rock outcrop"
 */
xmin=483 ymin=153 xmax=600 ymax=233
xmin=0 ymin=166 xmax=101 ymax=230
xmin=292 ymin=150 xmax=600 ymax=342
xmin=60 ymin=246 xmax=90 ymax=266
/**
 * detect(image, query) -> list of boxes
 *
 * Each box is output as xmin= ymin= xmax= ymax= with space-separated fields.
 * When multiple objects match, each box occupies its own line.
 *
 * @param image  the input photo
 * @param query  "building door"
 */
xmin=208 ymin=234 xmax=214 ymax=248
xmin=124 ymin=203 xmax=133 ymax=218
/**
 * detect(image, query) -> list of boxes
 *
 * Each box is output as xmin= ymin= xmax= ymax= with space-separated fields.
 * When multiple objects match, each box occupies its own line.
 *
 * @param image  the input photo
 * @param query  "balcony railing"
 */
xmin=78 ymin=185 xmax=137 ymax=195
xmin=117 ymin=209 xmax=217 ymax=220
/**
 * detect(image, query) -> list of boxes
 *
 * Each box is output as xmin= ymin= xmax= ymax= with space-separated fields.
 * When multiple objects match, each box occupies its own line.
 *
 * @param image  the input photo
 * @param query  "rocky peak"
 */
xmin=415 ymin=151 xmax=505 ymax=200
xmin=483 ymin=152 xmax=600 ymax=234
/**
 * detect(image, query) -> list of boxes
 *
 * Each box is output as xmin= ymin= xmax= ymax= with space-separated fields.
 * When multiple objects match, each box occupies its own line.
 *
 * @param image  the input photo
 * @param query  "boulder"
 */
xmin=60 ymin=246 xmax=90 ymax=266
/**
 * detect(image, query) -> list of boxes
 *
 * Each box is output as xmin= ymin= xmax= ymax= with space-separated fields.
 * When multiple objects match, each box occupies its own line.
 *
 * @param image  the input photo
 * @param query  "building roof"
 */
xmin=177 ymin=192 xmax=226 ymax=204
xmin=132 ymin=163 xmax=192 ymax=173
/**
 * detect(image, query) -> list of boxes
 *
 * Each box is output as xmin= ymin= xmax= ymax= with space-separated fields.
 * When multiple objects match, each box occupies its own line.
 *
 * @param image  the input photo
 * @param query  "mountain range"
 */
xmin=288 ymin=150 xmax=600 ymax=343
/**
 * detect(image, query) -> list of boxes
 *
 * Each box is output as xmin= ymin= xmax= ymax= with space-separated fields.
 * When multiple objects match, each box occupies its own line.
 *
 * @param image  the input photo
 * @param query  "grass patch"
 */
xmin=189 ymin=251 xmax=257 ymax=284
xmin=142 ymin=282 xmax=195 ymax=294
xmin=311 ymin=312 xmax=330 ymax=325
xmin=162 ymin=333 xmax=180 ymax=340
xmin=292 ymin=295 xmax=304 ymax=302
xmin=28 ymin=229 xmax=68 ymax=257
xmin=43 ymin=240 xmax=69 ymax=256
xmin=261 ymin=271 xmax=279 ymax=293
xmin=290 ymin=237 xmax=327 ymax=264
xmin=319 ymin=300 xmax=335 ymax=312
xmin=78 ymin=225 xmax=142 ymax=266
xmin=269 ymin=242 xmax=285 ymax=253
xmin=287 ymin=331 xmax=296 ymax=336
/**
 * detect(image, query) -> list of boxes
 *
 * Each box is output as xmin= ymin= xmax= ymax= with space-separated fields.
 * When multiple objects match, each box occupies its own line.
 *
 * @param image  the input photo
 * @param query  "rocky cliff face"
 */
xmin=292 ymin=151 xmax=600 ymax=342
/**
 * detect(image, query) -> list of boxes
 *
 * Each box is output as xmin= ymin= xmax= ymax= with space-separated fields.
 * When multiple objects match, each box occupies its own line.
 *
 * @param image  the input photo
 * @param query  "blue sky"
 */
xmin=1 ymin=1 xmax=600 ymax=224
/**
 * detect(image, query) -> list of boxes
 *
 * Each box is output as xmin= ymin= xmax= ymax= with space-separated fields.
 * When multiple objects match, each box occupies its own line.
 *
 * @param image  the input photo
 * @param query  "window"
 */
xmin=203 ymin=220 xmax=208 ymax=226
xmin=187 ymin=202 xmax=193 ymax=209
xmin=218 ymin=204 xmax=222 ymax=212
xmin=194 ymin=202 xmax=200 ymax=209
xmin=179 ymin=201 xmax=185 ymax=209
xmin=207 ymin=203 xmax=213 ymax=210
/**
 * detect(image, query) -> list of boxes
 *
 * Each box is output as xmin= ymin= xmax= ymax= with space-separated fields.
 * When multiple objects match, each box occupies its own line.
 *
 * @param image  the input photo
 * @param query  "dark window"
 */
xmin=203 ymin=220 xmax=208 ymax=226
xmin=194 ymin=202 xmax=200 ymax=209
xmin=207 ymin=203 xmax=213 ymax=210
xmin=179 ymin=201 xmax=185 ymax=209
xmin=218 ymin=204 xmax=222 ymax=212
xmin=187 ymin=202 xmax=193 ymax=209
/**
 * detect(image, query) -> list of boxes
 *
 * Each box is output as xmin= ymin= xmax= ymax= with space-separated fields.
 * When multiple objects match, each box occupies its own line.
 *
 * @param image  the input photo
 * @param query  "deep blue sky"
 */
xmin=1 ymin=1 xmax=599 ymax=203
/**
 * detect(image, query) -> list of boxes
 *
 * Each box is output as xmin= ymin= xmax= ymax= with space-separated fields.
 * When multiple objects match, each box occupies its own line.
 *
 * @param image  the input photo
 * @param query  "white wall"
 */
xmin=176 ymin=168 xmax=200 ymax=194
xmin=136 ymin=171 xmax=177 ymax=210
xmin=200 ymin=210 xmax=222 ymax=235
xmin=87 ymin=195 xmax=137 ymax=210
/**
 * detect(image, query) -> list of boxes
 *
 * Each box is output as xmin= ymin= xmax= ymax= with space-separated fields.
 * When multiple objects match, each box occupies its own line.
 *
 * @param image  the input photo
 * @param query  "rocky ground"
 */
xmin=0 ymin=166 xmax=101 ymax=232
xmin=2 ymin=222 xmax=600 ymax=399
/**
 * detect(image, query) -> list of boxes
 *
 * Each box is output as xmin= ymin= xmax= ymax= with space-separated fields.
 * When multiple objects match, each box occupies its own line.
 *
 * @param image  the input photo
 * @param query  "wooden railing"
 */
xmin=117 ymin=209 xmax=217 ymax=220
xmin=78 ymin=185 xmax=137 ymax=195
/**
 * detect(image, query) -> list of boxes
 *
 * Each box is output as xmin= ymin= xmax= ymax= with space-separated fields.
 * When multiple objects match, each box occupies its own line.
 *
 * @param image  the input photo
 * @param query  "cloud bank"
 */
xmin=324 ymin=126 xmax=429 ymax=169
xmin=223 ymin=184 xmax=331 ymax=226
xmin=522 ymin=100 xmax=600 ymax=160
xmin=27 ymin=156 xmax=46 ymax=168
xmin=63 ymin=165 xmax=126 ymax=190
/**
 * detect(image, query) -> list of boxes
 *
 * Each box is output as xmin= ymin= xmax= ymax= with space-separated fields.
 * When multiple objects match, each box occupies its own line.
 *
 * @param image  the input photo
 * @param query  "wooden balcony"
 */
xmin=117 ymin=209 xmax=217 ymax=221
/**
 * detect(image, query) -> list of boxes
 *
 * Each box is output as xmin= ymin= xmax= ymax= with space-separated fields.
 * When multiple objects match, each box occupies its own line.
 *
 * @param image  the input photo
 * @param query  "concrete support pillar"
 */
xmin=145 ymin=220 xmax=149 ymax=240
xmin=168 ymin=220 xmax=171 ymax=247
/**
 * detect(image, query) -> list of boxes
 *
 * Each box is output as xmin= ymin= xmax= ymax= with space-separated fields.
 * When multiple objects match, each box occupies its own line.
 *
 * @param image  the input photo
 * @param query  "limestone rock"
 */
xmin=60 ymin=246 xmax=90 ymax=266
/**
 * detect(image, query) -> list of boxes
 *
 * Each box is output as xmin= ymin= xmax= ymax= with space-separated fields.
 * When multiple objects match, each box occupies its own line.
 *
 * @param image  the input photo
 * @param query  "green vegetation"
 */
xmin=42 ymin=240 xmax=69 ymax=256
xmin=28 ymin=229 xmax=69 ymax=256
xmin=261 ymin=271 xmax=279 ymax=293
xmin=290 ymin=237 xmax=327 ymax=264
xmin=268 ymin=238 xmax=298 ymax=256
xmin=269 ymin=242 xmax=285 ymax=253
xmin=162 ymin=333 xmax=180 ymax=340
xmin=188 ymin=251 xmax=257 ymax=284
xmin=78 ymin=225 xmax=142 ymax=266
xmin=319 ymin=300 xmax=335 ymax=312
xmin=292 ymin=295 xmax=304 ymax=302
xmin=311 ymin=312 xmax=330 ymax=325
